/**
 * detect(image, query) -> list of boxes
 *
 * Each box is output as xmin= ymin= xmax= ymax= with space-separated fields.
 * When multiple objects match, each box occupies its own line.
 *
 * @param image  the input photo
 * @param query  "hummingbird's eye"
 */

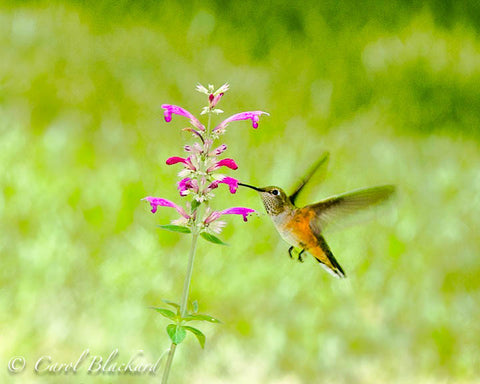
xmin=271 ymin=189 xmax=279 ymax=196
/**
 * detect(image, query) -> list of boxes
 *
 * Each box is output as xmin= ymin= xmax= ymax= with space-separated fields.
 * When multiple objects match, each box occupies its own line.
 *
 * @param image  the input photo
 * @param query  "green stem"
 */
xmin=180 ymin=231 xmax=199 ymax=317
xmin=161 ymin=344 xmax=176 ymax=384
xmin=161 ymin=230 xmax=199 ymax=383
xmin=207 ymin=112 xmax=212 ymax=136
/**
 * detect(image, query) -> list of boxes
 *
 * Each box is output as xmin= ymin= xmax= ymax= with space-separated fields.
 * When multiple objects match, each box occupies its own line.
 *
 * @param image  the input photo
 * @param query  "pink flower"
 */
xmin=209 ymin=93 xmax=224 ymax=109
xmin=166 ymin=156 xmax=196 ymax=171
xmin=209 ymin=144 xmax=227 ymax=156
xmin=222 ymin=207 xmax=256 ymax=221
xmin=208 ymin=177 xmax=239 ymax=194
xmin=161 ymin=104 xmax=205 ymax=131
xmin=204 ymin=207 xmax=256 ymax=224
xmin=184 ymin=143 xmax=204 ymax=154
xmin=196 ymin=83 xmax=229 ymax=99
xmin=142 ymin=197 xmax=190 ymax=219
xmin=178 ymin=178 xmax=199 ymax=196
xmin=207 ymin=158 xmax=238 ymax=173
xmin=220 ymin=177 xmax=239 ymax=193
xmin=214 ymin=111 xmax=269 ymax=133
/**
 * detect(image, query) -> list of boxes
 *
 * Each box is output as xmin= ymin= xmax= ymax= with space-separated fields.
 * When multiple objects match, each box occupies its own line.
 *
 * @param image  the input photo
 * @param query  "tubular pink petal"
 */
xmin=184 ymin=143 xmax=204 ymax=154
xmin=177 ymin=178 xmax=191 ymax=196
xmin=203 ymin=211 xmax=222 ymax=225
xmin=189 ymin=117 xmax=206 ymax=131
xmin=252 ymin=115 xmax=259 ymax=128
xmin=185 ymin=156 xmax=197 ymax=171
xmin=207 ymin=180 xmax=220 ymax=191
xmin=166 ymin=156 xmax=187 ymax=165
xmin=161 ymin=104 xmax=193 ymax=120
xmin=220 ymin=207 xmax=256 ymax=222
xmin=206 ymin=177 xmax=238 ymax=194
xmin=188 ymin=178 xmax=199 ymax=190
xmin=217 ymin=158 xmax=238 ymax=170
xmin=218 ymin=176 xmax=239 ymax=194
xmin=142 ymin=197 xmax=190 ymax=219
xmin=177 ymin=178 xmax=199 ymax=196
xmin=210 ymin=93 xmax=224 ymax=108
xmin=166 ymin=156 xmax=196 ymax=170
xmin=203 ymin=206 xmax=256 ymax=224
xmin=161 ymin=104 xmax=205 ymax=131
xmin=210 ymin=144 xmax=227 ymax=156
xmin=207 ymin=158 xmax=238 ymax=172
xmin=214 ymin=111 xmax=269 ymax=132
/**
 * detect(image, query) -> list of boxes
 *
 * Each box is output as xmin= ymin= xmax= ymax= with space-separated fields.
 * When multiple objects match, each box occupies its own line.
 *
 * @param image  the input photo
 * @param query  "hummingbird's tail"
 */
xmin=311 ymin=235 xmax=346 ymax=278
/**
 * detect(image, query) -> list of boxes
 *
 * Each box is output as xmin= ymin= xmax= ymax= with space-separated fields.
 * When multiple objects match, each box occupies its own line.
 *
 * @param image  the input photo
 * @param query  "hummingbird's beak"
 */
xmin=238 ymin=182 xmax=265 ymax=192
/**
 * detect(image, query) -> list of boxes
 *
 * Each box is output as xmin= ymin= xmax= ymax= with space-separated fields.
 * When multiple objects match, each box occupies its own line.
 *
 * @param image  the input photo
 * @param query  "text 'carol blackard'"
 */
xmin=7 ymin=349 xmax=169 ymax=375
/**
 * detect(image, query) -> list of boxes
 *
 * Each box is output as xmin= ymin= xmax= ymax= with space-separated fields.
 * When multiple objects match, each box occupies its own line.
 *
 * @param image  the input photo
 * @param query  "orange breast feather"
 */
xmin=285 ymin=208 xmax=318 ymax=249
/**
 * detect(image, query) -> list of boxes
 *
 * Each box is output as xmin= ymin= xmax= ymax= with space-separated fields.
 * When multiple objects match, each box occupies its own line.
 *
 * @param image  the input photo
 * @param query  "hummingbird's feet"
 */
xmin=288 ymin=246 xmax=305 ymax=262
xmin=288 ymin=246 xmax=294 ymax=259
xmin=298 ymin=249 xmax=305 ymax=263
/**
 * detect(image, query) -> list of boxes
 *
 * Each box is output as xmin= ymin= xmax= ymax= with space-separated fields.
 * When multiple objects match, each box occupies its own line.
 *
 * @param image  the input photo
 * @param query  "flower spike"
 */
xmin=144 ymin=84 xmax=263 ymax=375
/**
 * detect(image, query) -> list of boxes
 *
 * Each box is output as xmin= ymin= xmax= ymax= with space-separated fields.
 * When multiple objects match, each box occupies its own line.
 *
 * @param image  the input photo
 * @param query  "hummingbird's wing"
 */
xmin=308 ymin=185 xmax=395 ymax=232
xmin=289 ymin=151 xmax=330 ymax=206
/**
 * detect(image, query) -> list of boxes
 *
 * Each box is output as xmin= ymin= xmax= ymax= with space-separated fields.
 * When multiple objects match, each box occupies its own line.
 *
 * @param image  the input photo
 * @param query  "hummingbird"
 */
xmin=239 ymin=152 xmax=395 ymax=278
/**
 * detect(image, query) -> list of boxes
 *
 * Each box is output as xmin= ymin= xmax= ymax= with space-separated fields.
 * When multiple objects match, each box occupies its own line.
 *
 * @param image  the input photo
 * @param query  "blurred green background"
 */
xmin=1 ymin=0 xmax=480 ymax=383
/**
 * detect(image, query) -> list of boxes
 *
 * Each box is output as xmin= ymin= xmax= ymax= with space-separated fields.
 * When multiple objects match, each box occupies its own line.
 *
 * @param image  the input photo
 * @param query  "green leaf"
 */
xmin=191 ymin=199 xmax=201 ymax=212
xmin=183 ymin=313 xmax=222 ymax=324
xmin=157 ymin=225 xmax=191 ymax=234
xmin=192 ymin=300 xmax=199 ymax=314
xmin=184 ymin=326 xmax=206 ymax=349
xmin=151 ymin=307 xmax=176 ymax=321
xmin=166 ymin=324 xmax=187 ymax=345
xmin=162 ymin=299 xmax=181 ymax=310
xmin=200 ymin=232 xmax=228 ymax=246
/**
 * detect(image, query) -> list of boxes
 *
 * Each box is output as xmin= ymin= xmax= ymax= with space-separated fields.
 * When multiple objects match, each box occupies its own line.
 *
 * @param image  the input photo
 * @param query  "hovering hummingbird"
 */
xmin=239 ymin=152 xmax=395 ymax=278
